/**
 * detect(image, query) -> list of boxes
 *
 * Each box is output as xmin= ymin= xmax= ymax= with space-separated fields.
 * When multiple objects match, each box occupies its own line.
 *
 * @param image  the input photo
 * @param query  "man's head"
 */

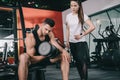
xmin=43 ymin=18 xmax=55 ymax=27
xmin=41 ymin=18 xmax=55 ymax=35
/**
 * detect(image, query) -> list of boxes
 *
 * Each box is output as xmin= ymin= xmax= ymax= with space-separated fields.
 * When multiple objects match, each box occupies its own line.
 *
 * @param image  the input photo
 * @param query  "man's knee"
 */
xmin=60 ymin=54 xmax=68 ymax=61
xmin=19 ymin=53 xmax=30 ymax=64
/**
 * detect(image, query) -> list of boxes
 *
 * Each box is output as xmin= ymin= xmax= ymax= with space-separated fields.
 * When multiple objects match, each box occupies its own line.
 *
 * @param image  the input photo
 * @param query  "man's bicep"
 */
xmin=25 ymin=36 xmax=35 ymax=55
xmin=25 ymin=37 xmax=32 ymax=48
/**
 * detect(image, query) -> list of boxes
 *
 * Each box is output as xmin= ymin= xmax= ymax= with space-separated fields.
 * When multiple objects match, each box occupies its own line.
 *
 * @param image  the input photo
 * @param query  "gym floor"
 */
xmin=0 ymin=64 xmax=120 ymax=80
xmin=45 ymin=64 xmax=120 ymax=80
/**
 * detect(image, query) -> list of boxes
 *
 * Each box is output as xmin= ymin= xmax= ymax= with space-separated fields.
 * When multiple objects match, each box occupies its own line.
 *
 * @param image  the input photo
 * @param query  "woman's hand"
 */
xmin=74 ymin=34 xmax=83 ymax=40
xmin=66 ymin=41 xmax=70 ymax=48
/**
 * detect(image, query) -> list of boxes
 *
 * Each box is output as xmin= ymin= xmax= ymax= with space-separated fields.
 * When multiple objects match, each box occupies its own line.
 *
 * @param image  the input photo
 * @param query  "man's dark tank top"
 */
xmin=32 ymin=27 xmax=50 ymax=55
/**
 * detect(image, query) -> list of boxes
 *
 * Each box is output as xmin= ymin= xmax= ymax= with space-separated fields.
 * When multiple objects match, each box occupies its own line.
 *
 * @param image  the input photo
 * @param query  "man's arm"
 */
xmin=25 ymin=33 xmax=46 ymax=63
xmin=49 ymin=32 xmax=64 ymax=53
xmin=49 ymin=32 xmax=71 ymax=62
xmin=25 ymin=33 xmax=36 ymax=56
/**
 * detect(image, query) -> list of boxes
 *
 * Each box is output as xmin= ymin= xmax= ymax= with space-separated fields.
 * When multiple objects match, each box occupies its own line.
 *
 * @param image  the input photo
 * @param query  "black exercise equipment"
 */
xmin=101 ymin=49 xmax=120 ymax=67
xmin=91 ymin=10 xmax=120 ymax=68
xmin=28 ymin=62 xmax=47 ymax=80
xmin=2 ymin=42 xmax=8 ymax=64
xmin=38 ymin=41 xmax=60 ymax=58
xmin=0 ymin=42 xmax=17 ymax=80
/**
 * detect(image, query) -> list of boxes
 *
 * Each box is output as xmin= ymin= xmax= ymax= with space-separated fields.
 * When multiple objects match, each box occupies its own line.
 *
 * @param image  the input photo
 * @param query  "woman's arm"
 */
xmin=66 ymin=23 xmax=70 ymax=48
xmin=74 ymin=19 xmax=95 ymax=40
xmin=82 ymin=19 xmax=95 ymax=36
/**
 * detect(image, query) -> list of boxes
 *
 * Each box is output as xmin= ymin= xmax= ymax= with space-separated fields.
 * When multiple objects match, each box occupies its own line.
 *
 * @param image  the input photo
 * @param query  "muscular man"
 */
xmin=18 ymin=18 xmax=71 ymax=80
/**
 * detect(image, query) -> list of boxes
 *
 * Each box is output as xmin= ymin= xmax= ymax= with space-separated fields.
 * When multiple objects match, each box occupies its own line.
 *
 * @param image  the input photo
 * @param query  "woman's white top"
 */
xmin=66 ymin=13 xmax=89 ymax=43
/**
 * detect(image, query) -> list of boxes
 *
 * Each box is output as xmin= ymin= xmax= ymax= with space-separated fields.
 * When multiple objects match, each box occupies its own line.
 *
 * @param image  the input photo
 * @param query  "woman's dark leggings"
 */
xmin=75 ymin=60 xmax=88 ymax=80
xmin=70 ymin=42 xmax=89 ymax=80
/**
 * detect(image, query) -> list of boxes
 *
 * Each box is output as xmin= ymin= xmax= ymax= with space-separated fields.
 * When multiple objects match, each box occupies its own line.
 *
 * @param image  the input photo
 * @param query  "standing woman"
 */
xmin=65 ymin=0 xmax=95 ymax=80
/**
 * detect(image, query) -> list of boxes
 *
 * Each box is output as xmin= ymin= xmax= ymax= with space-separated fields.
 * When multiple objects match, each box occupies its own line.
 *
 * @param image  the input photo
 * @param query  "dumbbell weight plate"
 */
xmin=38 ymin=42 xmax=51 ymax=56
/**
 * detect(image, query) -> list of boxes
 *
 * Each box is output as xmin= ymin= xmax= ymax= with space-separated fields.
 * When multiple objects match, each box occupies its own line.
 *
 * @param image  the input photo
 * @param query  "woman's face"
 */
xmin=70 ymin=1 xmax=79 ymax=13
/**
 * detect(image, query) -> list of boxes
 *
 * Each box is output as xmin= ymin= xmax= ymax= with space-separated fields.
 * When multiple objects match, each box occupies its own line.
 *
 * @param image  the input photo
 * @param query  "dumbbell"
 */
xmin=38 ymin=41 xmax=60 ymax=58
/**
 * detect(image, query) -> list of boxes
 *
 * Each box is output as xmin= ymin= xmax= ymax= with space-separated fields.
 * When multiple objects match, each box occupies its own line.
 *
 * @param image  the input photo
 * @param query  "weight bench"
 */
xmin=27 ymin=57 xmax=51 ymax=80
xmin=28 ymin=65 xmax=46 ymax=80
